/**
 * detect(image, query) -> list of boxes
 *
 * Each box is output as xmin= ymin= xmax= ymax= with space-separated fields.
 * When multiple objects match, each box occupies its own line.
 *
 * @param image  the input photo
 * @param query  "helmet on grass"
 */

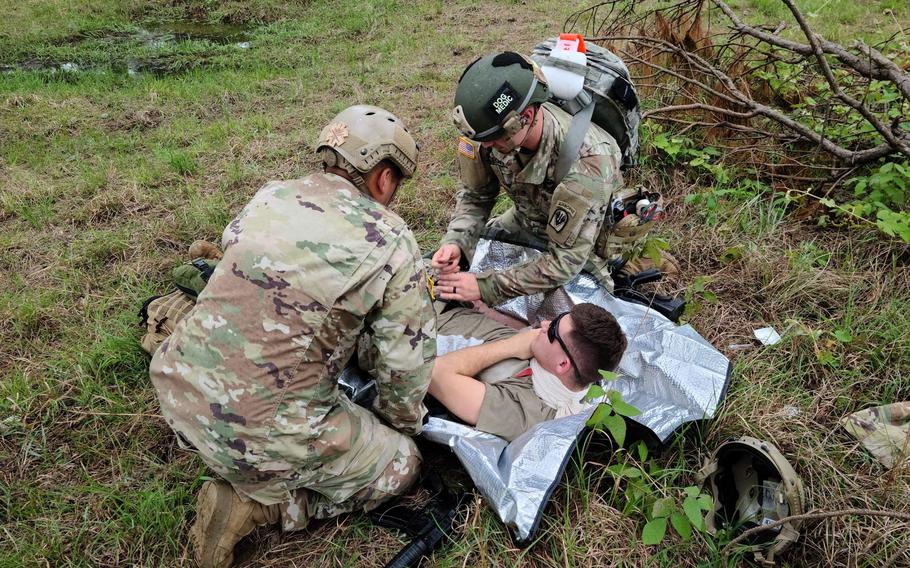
xmin=697 ymin=436 xmax=806 ymax=565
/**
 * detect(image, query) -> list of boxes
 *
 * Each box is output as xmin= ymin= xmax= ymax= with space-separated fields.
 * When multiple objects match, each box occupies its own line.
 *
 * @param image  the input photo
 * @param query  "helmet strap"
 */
xmin=501 ymin=111 xmax=523 ymax=138
xmin=321 ymin=148 xmax=369 ymax=193
xmin=496 ymin=106 xmax=539 ymax=154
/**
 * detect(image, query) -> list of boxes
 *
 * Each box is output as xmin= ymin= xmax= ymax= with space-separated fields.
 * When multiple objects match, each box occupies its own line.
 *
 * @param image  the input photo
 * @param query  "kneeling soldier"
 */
xmin=150 ymin=105 xmax=436 ymax=568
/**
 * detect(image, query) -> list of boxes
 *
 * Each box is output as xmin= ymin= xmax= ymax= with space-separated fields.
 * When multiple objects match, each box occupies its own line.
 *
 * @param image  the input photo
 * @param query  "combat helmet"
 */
xmin=317 ymin=105 xmax=419 ymax=192
xmin=697 ymin=436 xmax=806 ymax=565
xmin=452 ymin=52 xmax=550 ymax=142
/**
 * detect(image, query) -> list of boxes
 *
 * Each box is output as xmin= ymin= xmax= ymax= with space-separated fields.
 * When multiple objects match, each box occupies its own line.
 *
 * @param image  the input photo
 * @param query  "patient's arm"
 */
xmin=428 ymin=330 xmax=538 ymax=425
xmin=470 ymin=300 xmax=528 ymax=330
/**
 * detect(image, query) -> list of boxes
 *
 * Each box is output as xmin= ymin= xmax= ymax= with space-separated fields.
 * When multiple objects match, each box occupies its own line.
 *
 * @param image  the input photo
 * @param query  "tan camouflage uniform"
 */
xmin=150 ymin=173 xmax=436 ymax=530
xmin=842 ymin=401 xmax=910 ymax=469
xmin=443 ymin=102 xmax=623 ymax=305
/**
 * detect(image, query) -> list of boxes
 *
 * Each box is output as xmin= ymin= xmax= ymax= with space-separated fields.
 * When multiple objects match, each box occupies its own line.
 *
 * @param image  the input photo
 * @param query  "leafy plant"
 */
xmin=601 ymin=441 xmax=715 ymax=546
xmin=650 ymin=132 xmax=696 ymax=162
xmin=641 ymin=123 xmax=702 ymax=165
xmin=832 ymin=161 xmax=910 ymax=242
xmin=624 ymin=235 xmax=670 ymax=268
xmin=585 ymin=370 xmax=640 ymax=447
xmin=682 ymin=275 xmax=717 ymax=320
xmin=642 ymin=485 xmax=713 ymax=545
xmin=687 ymin=148 xmax=729 ymax=186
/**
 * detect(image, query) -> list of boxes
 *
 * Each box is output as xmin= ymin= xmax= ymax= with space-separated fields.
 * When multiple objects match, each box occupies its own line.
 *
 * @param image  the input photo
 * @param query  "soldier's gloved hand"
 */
xmin=431 ymin=244 xmax=462 ymax=275
xmin=436 ymin=271 xmax=481 ymax=302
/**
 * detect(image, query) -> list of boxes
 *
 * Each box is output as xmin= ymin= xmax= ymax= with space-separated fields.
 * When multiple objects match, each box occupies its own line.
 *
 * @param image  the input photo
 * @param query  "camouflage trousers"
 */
xmin=488 ymin=207 xmax=679 ymax=289
xmin=275 ymin=424 xmax=421 ymax=531
xmin=181 ymin=397 xmax=422 ymax=532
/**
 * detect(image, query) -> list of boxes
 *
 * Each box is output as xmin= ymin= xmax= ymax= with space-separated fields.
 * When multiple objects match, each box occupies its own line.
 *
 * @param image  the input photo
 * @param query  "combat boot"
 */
xmin=620 ymin=250 xmax=680 ymax=277
xmin=188 ymin=240 xmax=223 ymax=260
xmin=191 ymin=480 xmax=280 ymax=568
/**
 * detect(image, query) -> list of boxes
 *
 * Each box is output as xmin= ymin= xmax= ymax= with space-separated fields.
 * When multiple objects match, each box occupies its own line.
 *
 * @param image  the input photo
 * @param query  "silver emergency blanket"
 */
xmin=422 ymin=237 xmax=731 ymax=543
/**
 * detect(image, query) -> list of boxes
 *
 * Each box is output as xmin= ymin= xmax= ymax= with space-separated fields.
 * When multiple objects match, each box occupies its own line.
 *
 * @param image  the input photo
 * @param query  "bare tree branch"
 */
xmin=596 ymin=35 xmax=903 ymax=165
xmin=720 ymin=508 xmax=910 ymax=563
xmin=780 ymin=0 xmax=910 ymax=157
xmin=642 ymin=103 xmax=755 ymax=120
xmin=710 ymin=0 xmax=910 ymax=102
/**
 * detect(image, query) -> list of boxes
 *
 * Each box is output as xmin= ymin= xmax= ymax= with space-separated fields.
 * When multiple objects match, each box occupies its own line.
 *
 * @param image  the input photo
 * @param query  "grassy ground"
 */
xmin=2 ymin=0 xmax=909 ymax=566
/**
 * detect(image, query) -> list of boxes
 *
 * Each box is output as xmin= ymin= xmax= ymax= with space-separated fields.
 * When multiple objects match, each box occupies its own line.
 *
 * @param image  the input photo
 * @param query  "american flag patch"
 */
xmin=457 ymin=136 xmax=477 ymax=159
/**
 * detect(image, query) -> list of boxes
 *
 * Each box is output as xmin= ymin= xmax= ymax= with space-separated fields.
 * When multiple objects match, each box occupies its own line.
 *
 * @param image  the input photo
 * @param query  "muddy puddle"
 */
xmin=1 ymin=21 xmax=254 ymax=76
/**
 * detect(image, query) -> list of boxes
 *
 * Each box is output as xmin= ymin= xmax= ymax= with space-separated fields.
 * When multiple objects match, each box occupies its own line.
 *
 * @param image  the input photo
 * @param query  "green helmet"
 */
xmin=452 ymin=52 xmax=550 ymax=142
xmin=317 ymin=105 xmax=419 ymax=191
xmin=697 ymin=436 xmax=806 ymax=565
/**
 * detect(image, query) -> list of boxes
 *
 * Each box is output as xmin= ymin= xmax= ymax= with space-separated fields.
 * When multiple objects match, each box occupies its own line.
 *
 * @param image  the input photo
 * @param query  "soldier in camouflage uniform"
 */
xmin=150 ymin=105 xmax=436 ymax=568
xmin=431 ymin=52 xmax=650 ymax=305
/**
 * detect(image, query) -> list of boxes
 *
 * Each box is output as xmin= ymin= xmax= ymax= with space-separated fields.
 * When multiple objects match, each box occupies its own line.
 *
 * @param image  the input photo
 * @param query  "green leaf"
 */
xmin=683 ymin=496 xmax=705 ymax=530
xmin=670 ymin=511 xmax=693 ymax=541
xmin=816 ymin=350 xmax=838 ymax=366
xmin=652 ymin=497 xmax=674 ymax=519
xmin=719 ymin=246 xmax=743 ymax=264
xmin=641 ymin=517 xmax=667 ymax=545
xmin=584 ymin=383 xmax=606 ymax=402
xmin=684 ymin=486 xmax=700 ymax=499
xmin=833 ymin=329 xmax=853 ymax=343
xmin=598 ymin=369 xmax=619 ymax=382
xmin=603 ymin=414 xmax=627 ymax=447
xmin=697 ymin=494 xmax=713 ymax=511
xmin=636 ymin=441 xmax=648 ymax=461
xmin=607 ymin=463 xmax=642 ymax=479
xmin=876 ymin=209 xmax=910 ymax=243
xmin=586 ymin=403 xmax=612 ymax=428
xmin=607 ymin=390 xmax=641 ymax=417
xmin=643 ymin=240 xmax=663 ymax=265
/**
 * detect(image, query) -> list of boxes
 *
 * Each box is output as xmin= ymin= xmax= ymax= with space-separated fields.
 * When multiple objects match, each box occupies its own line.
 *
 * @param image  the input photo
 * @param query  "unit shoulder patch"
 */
xmin=549 ymin=200 xmax=576 ymax=233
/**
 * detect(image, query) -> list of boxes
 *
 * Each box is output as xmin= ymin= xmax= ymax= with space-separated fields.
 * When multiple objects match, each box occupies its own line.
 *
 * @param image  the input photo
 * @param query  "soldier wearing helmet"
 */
xmin=432 ymin=52 xmax=627 ymax=304
xmin=150 ymin=105 xmax=435 ymax=568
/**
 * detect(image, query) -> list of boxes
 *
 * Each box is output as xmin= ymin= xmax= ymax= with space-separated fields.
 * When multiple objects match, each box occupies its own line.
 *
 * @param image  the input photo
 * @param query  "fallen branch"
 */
xmin=780 ymin=0 xmax=910 ymax=156
xmin=594 ymin=35 xmax=904 ymax=165
xmin=642 ymin=102 xmax=755 ymax=120
xmin=711 ymin=0 xmax=910 ymax=102
xmin=719 ymin=508 xmax=910 ymax=560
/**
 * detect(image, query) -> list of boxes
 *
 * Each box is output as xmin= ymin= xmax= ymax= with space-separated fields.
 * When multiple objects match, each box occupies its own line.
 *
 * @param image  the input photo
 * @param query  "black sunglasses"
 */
xmin=546 ymin=312 xmax=582 ymax=381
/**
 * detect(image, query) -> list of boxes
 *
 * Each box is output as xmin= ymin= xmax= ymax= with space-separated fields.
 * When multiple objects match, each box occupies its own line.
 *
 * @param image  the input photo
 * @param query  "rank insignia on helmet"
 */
xmin=325 ymin=122 xmax=349 ymax=147
xmin=457 ymin=137 xmax=477 ymax=159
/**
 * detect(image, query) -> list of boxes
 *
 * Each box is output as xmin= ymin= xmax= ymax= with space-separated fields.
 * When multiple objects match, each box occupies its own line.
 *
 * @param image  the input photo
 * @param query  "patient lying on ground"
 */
xmin=430 ymin=304 xmax=628 ymax=441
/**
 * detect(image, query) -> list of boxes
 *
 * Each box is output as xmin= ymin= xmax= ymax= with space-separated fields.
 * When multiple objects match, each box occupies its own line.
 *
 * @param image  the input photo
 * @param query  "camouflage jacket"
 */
xmin=443 ymin=102 xmax=623 ymax=304
xmin=150 ymin=173 xmax=436 ymax=494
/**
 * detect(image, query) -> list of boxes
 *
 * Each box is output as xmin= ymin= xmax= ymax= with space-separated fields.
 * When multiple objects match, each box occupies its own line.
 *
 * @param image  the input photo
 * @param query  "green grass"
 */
xmin=1 ymin=0 xmax=909 ymax=566
xmin=723 ymin=0 xmax=908 ymax=43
